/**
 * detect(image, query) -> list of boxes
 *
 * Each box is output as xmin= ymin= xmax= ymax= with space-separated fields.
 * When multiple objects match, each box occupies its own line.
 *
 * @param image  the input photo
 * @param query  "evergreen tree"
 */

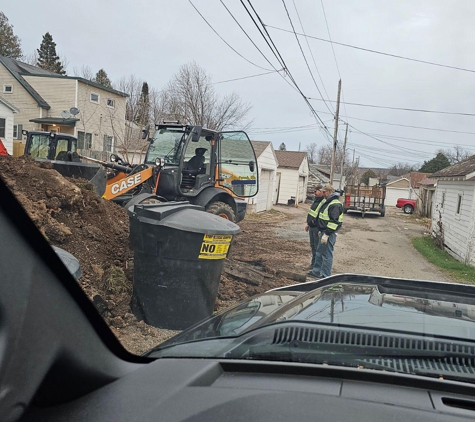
xmin=37 ymin=32 xmax=66 ymax=75
xmin=419 ymin=152 xmax=451 ymax=173
xmin=94 ymin=69 xmax=112 ymax=87
xmin=136 ymin=82 xmax=150 ymax=125
xmin=0 ymin=12 xmax=22 ymax=59
xmin=279 ymin=142 xmax=287 ymax=151
xmin=361 ymin=169 xmax=377 ymax=186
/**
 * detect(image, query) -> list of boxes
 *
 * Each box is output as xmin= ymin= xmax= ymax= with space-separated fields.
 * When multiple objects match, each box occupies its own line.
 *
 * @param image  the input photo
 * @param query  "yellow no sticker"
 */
xmin=199 ymin=234 xmax=233 ymax=260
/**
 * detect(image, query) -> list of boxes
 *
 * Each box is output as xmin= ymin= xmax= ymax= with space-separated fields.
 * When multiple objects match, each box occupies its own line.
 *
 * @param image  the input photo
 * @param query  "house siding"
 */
xmin=76 ymin=81 xmax=126 ymax=151
xmin=277 ymin=167 xmax=299 ymax=204
xmin=247 ymin=144 xmax=277 ymax=212
xmin=0 ymin=65 xmax=42 ymax=132
xmin=432 ymin=180 xmax=475 ymax=265
xmin=23 ymin=76 xmax=76 ymax=118
xmin=0 ymin=102 xmax=14 ymax=153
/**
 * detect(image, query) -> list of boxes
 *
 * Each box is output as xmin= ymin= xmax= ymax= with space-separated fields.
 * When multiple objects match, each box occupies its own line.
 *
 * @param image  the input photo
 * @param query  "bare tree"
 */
xmin=305 ymin=142 xmax=318 ymax=163
xmin=388 ymin=162 xmax=416 ymax=177
xmin=439 ymin=146 xmax=472 ymax=165
xmin=73 ymin=65 xmax=94 ymax=80
xmin=160 ymin=62 xmax=252 ymax=130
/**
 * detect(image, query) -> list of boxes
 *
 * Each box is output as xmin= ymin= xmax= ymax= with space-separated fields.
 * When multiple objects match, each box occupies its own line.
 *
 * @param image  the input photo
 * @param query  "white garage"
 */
xmin=246 ymin=141 xmax=278 ymax=213
xmin=0 ymin=96 xmax=19 ymax=155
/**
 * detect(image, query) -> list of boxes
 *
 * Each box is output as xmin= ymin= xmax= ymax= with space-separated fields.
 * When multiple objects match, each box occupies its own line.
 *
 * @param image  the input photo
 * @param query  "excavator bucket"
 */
xmin=49 ymin=160 xmax=107 ymax=197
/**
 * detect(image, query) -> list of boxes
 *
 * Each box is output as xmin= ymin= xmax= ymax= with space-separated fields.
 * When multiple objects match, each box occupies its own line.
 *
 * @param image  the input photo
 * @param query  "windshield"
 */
xmin=145 ymin=129 xmax=186 ymax=165
xmin=2 ymin=2 xmax=475 ymax=390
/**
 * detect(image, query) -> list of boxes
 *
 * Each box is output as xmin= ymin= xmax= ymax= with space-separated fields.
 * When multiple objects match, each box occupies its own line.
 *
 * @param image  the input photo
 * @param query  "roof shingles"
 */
xmin=275 ymin=150 xmax=307 ymax=168
xmin=432 ymin=155 xmax=475 ymax=179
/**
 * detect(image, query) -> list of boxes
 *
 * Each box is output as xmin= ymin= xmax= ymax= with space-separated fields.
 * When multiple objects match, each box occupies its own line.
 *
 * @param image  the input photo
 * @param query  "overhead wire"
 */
xmin=188 ymin=0 xmax=273 ymax=71
xmin=212 ymin=70 xmax=279 ymax=84
xmin=281 ymin=0 xmax=333 ymax=114
xmin=308 ymin=97 xmax=475 ymax=116
xmin=243 ymin=0 xmax=333 ymax=139
xmin=266 ymin=24 xmax=475 ymax=74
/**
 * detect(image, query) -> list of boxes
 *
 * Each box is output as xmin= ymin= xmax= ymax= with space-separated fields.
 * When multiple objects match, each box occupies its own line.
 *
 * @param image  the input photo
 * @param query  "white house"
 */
xmin=385 ymin=172 xmax=431 ymax=206
xmin=0 ymin=95 xmax=19 ymax=154
xmin=246 ymin=141 xmax=278 ymax=213
xmin=275 ymin=151 xmax=309 ymax=205
xmin=431 ymin=156 xmax=475 ymax=267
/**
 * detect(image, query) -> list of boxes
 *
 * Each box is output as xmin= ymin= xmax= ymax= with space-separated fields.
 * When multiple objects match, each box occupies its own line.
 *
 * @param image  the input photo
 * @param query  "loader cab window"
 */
xmin=29 ymin=134 xmax=51 ymax=159
xmin=146 ymin=129 xmax=185 ymax=166
xmin=55 ymin=137 xmax=77 ymax=159
xmin=218 ymin=131 xmax=258 ymax=197
xmin=181 ymin=136 xmax=213 ymax=190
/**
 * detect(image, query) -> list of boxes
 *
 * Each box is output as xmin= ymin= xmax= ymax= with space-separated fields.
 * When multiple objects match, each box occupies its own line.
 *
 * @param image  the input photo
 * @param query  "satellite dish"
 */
xmin=69 ymin=107 xmax=80 ymax=116
xmin=61 ymin=110 xmax=71 ymax=119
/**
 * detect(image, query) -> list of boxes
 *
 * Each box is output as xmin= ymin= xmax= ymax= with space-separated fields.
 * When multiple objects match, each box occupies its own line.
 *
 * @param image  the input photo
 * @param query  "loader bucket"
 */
xmin=50 ymin=160 xmax=107 ymax=197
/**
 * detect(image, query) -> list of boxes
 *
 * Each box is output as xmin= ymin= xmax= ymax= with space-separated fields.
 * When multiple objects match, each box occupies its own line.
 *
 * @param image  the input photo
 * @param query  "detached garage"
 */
xmin=247 ymin=141 xmax=278 ymax=213
xmin=385 ymin=172 xmax=431 ymax=206
xmin=275 ymin=151 xmax=309 ymax=205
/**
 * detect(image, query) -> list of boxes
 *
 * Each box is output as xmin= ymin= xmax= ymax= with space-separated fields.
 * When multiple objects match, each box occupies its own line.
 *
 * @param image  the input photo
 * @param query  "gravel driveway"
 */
xmin=271 ymin=204 xmax=450 ymax=282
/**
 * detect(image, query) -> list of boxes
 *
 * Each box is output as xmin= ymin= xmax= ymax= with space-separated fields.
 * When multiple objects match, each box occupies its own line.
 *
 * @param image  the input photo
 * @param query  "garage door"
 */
xmin=256 ymin=170 xmax=271 ymax=212
xmin=385 ymin=187 xmax=409 ymax=206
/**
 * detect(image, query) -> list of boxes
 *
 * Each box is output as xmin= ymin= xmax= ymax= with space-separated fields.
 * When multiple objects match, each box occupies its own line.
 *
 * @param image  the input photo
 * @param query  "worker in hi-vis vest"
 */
xmin=308 ymin=184 xmax=343 ymax=279
xmin=305 ymin=184 xmax=325 ymax=271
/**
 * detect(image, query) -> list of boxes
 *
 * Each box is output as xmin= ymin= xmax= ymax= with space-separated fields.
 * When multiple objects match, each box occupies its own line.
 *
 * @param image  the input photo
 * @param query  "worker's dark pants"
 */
xmin=311 ymin=231 xmax=337 ymax=277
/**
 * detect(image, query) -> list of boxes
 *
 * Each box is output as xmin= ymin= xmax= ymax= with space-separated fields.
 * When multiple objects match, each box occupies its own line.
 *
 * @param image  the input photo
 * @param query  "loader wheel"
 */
xmin=206 ymin=201 xmax=236 ymax=222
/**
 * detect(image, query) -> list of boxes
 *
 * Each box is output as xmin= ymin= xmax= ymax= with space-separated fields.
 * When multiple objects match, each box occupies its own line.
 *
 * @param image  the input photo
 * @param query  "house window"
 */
xmin=441 ymin=192 xmax=445 ymax=208
xmin=107 ymin=98 xmax=115 ymax=108
xmin=456 ymin=194 xmax=462 ymax=215
xmin=90 ymin=92 xmax=100 ymax=103
xmin=13 ymin=124 xmax=23 ymax=139
xmin=0 ymin=118 xmax=5 ymax=138
xmin=77 ymin=131 xmax=93 ymax=149
xmin=3 ymin=85 xmax=13 ymax=94
xmin=104 ymin=135 xmax=113 ymax=152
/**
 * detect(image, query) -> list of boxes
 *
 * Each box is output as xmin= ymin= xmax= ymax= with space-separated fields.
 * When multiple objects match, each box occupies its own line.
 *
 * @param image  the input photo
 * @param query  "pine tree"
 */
xmin=279 ymin=143 xmax=287 ymax=151
xmin=94 ymin=69 xmax=112 ymax=88
xmin=0 ymin=12 xmax=22 ymax=59
xmin=37 ymin=32 xmax=66 ymax=75
xmin=419 ymin=153 xmax=451 ymax=173
xmin=136 ymin=82 xmax=150 ymax=125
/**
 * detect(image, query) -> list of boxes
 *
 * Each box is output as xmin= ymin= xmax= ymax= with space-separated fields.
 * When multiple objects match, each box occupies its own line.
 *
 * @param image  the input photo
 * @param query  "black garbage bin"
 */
xmin=128 ymin=202 xmax=240 ymax=330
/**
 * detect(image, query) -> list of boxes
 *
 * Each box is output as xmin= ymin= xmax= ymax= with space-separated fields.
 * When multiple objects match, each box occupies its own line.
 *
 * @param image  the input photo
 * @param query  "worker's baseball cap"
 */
xmin=321 ymin=184 xmax=335 ymax=193
xmin=314 ymin=184 xmax=323 ymax=191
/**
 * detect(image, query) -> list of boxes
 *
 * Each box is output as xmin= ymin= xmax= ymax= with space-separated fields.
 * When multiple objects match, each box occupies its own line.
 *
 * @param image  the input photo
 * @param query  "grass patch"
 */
xmin=412 ymin=236 xmax=475 ymax=284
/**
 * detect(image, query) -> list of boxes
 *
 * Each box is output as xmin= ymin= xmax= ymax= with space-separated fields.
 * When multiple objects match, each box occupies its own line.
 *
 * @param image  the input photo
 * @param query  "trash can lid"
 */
xmin=130 ymin=202 xmax=240 ymax=235
xmin=52 ymin=246 xmax=82 ymax=280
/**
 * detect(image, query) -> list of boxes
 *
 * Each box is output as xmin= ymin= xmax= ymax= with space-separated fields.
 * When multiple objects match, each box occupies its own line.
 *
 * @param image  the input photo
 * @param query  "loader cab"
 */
xmin=24 ymin=131 xmax=78 ymax=161
xmin=145 ymin=124 xmax=258 ymax=200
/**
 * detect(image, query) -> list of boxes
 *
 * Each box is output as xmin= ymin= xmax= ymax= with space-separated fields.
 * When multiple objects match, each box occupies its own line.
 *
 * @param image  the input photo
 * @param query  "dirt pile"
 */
xmin=0 ymin=156 xmax=303 ymax=354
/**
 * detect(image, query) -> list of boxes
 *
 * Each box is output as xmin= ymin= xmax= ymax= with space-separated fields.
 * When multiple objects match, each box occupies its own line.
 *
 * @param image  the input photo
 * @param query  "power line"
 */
xmin=281 ymin=0 xmax=333 ymax=113
xmin=188 ymin=0 xmax=273 ymax=71
xmin=291 ymin=0 xmax=334 ymax=113
xmin=308 ymin=97 xmax=475 ymax=116
xmin=213 ymin=70 xmax=279 ymax=84
xmin=266 ymin=24 xmax=475 ymax=74
xmin=242 ymin=0 xmax=332 ymax=136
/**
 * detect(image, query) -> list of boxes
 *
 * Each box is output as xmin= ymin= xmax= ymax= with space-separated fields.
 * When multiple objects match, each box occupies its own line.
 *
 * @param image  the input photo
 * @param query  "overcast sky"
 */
xmin=3 ymin=0 xmax=475 ymax=167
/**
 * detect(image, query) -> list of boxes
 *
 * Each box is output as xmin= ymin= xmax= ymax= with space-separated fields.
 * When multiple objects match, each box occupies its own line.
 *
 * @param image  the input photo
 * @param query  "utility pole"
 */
xmin=338 ymin=123 xmax=348 ymax=190
xmin=330 ymin=79 xmax=341 ymax=185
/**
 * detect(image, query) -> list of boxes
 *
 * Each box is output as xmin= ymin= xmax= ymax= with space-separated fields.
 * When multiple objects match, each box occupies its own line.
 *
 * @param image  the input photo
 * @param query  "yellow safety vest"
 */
xmin=308 ymin=199 xmax=325 ymax=219
xmin=318 ymin=199 xmax=343 ymax=231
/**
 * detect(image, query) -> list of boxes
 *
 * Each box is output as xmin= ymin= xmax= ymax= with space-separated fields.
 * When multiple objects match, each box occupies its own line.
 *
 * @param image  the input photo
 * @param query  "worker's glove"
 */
xmin=320 ymin=234 xmax=329 ymax=245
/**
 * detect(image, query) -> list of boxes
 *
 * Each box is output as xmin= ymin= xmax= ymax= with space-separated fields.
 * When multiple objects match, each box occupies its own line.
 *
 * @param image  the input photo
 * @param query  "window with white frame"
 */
xmin=107 ymin=98 xmax=115 ymax=108
xmin=77 ymin=131 xmax=93 ymax=149
xmin=13 ymin=124 xmax=23 ymax=139
xmin=3 ymin=85 xmax=13 ymax=94
xmin=90 ymin=92 xmax=100 ymax=103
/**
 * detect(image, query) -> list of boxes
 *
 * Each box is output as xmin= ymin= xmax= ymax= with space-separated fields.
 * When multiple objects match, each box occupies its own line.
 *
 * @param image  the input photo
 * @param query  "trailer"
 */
xmin=343 ymin=185 xmax=386 ymax=217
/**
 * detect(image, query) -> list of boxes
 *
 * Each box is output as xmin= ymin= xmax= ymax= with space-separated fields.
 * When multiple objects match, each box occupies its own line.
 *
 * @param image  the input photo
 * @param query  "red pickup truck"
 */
xmin=396 ymin=198 xmax=416 ymax=214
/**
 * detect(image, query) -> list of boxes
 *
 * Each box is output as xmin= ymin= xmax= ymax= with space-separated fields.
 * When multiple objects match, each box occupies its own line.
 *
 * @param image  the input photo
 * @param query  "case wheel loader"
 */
xmin=22 ymin=124 xmax=259 ymax=223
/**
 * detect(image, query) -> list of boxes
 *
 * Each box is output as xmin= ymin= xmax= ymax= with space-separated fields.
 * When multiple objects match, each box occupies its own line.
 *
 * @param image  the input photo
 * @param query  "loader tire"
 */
xmin=206 ymin=201 xmax=236 ymax=222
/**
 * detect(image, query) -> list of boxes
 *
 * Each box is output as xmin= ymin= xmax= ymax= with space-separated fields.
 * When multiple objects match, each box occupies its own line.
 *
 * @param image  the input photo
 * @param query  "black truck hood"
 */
xmin=155 ymin=274 xmax=475 ymax=352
